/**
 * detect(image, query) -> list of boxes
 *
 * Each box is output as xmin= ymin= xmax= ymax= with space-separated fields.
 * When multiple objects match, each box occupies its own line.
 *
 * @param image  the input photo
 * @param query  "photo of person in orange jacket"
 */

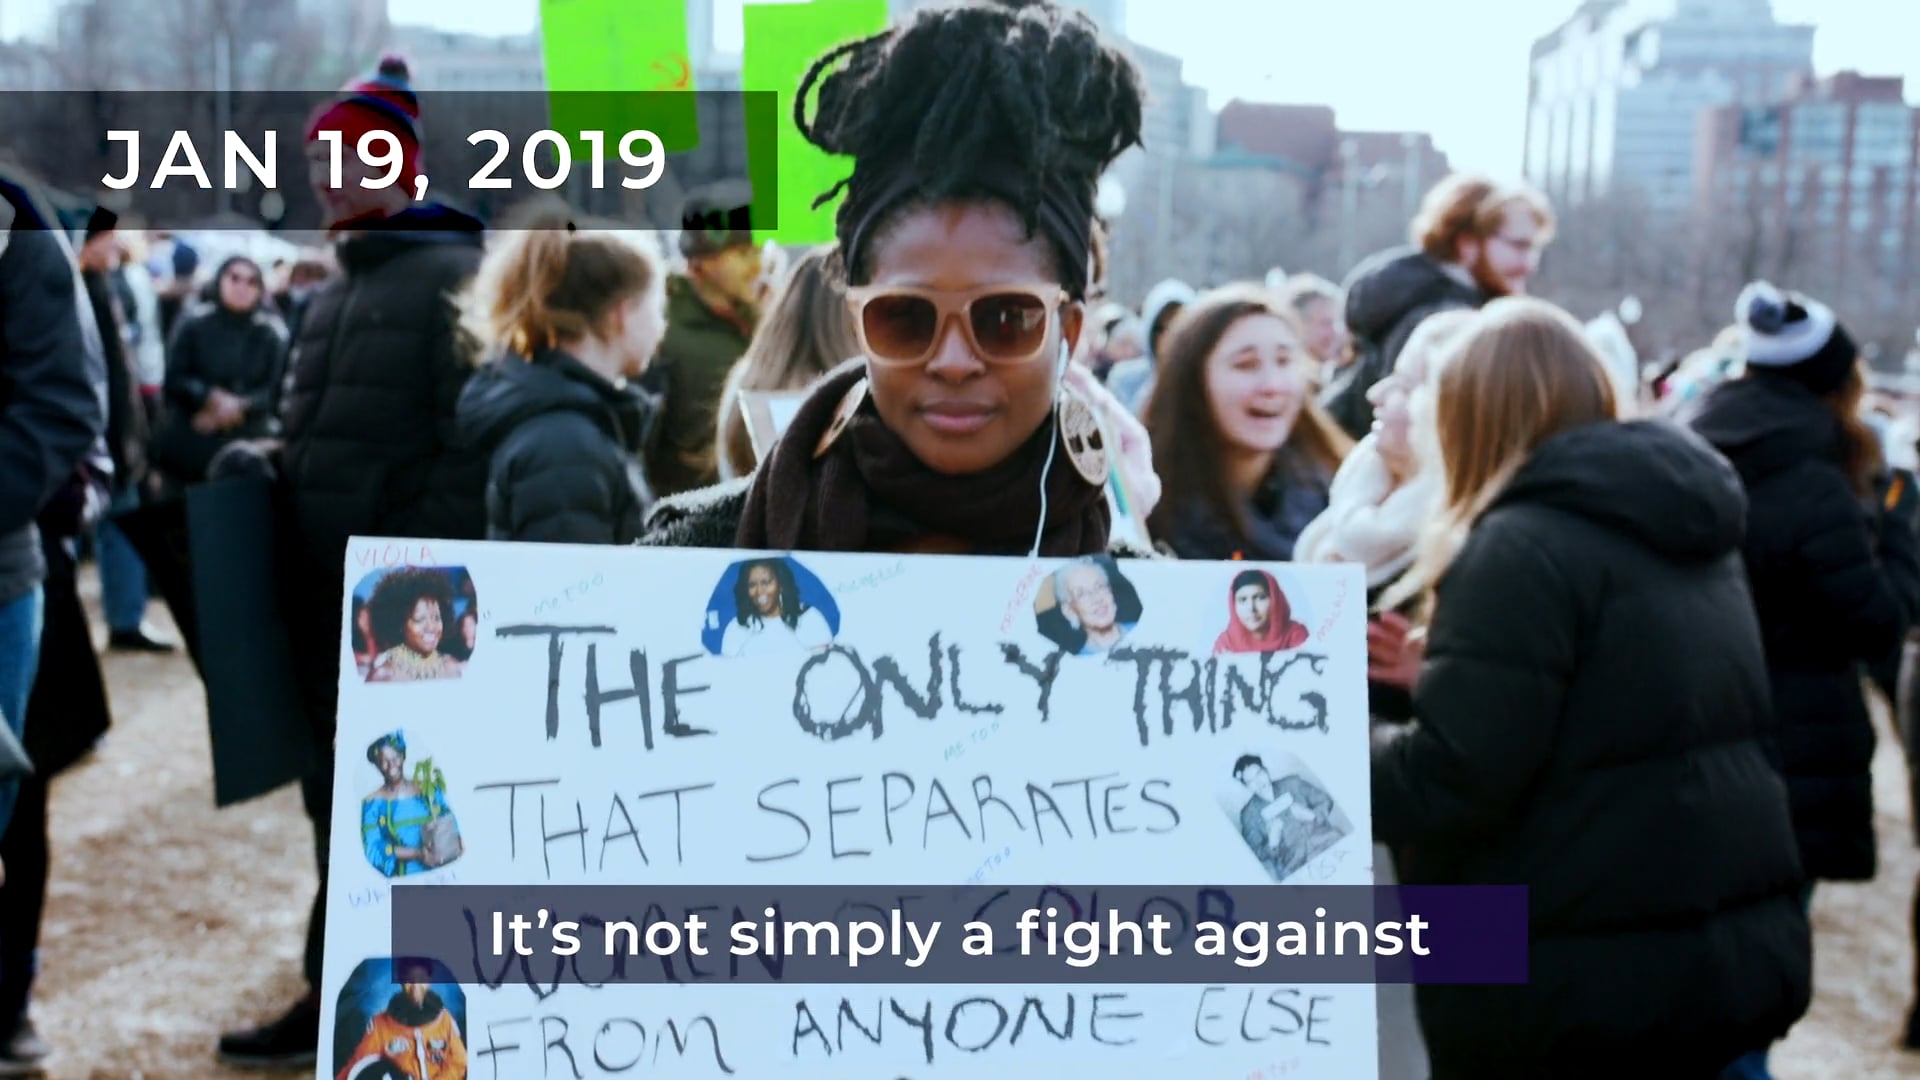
xmin=334 ymin=961 xmax=466 ymax=1080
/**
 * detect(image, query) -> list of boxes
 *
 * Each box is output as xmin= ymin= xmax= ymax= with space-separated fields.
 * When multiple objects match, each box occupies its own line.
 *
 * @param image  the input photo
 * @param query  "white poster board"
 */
xmin=319 ymin=541 xmax=1374 ymax=1079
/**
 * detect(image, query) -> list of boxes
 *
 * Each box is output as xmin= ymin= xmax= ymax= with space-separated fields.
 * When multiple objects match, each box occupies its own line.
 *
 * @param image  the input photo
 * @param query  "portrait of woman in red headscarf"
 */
xmin=1213 ymin=569 xmax=1310 ymax=656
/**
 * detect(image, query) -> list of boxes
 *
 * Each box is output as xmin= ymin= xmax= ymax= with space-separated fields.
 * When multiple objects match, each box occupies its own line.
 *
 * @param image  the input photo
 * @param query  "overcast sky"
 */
xmin=10 ymin=0 xmax=1912 ymax=173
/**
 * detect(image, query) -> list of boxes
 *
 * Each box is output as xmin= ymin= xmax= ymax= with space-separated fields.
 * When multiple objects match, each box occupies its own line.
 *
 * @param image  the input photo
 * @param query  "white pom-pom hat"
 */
xmin=1733 ymin=280 xmax=1858 ymax=394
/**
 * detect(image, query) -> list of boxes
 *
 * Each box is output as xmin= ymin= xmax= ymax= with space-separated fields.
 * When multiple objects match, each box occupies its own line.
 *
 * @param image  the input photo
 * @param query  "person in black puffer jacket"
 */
xmin=1685 ymin=282 xmax=1909 ymax=889
xmin=1375 ymin=299 xmax=1809 ymax=1079
xmin=278 ymin=207 xmax=487 ymax=568
xmin=456 ymin=205 xmax=664 ymax=544
xmin=219 ymin=57 xmax=488 ymax=1070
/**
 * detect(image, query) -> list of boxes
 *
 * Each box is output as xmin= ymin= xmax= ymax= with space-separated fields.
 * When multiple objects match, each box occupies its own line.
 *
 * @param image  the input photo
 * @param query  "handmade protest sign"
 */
xmin=317 ymin=541 xmax=1377 ymax=1079
xmin=742 ymin=0 xmax=891 ymax=246
xmin=539 ymin=0 xmax=700 ymax=155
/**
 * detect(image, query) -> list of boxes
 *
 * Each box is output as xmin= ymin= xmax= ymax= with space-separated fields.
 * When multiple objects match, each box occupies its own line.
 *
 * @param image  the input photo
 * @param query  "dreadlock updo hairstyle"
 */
xmin=794 ymin=0 xmax=1144 ymax=300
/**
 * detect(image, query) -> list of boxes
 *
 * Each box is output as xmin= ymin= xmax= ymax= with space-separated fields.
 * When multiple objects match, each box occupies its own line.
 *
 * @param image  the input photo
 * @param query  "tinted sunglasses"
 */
xmin=843 ymin=283 xmax=1069 ymax=366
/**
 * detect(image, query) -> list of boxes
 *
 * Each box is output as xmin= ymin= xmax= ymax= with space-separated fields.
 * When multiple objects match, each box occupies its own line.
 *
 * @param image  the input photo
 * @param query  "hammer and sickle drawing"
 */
xmin=650 ymin=55 xmax=692 ymax=90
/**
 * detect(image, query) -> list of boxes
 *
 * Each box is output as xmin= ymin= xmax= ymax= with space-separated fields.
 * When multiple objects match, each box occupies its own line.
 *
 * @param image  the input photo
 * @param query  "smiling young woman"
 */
xmin=1143 ymin=284 xmax=1353 ymax=560
xmin=639 ymin=0 xmax=1152 ymax=559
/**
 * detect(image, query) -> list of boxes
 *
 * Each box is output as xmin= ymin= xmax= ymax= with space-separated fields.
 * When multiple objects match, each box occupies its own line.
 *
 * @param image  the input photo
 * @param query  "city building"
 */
xmin=1695 ymin=71 xmax=1918 ymax=281
xmin=1526 ymin=0 xmax=1813 ymax=213
xmin=1213 ymin=100 xmax=1450 ymax=225
xmin=1125 ymin=41 xmax=1208 ymax=161
xmin=688 ymin=0 xmax=717 ymax=73
xmin=1101 ymin=38 xmax=1212 ymax=290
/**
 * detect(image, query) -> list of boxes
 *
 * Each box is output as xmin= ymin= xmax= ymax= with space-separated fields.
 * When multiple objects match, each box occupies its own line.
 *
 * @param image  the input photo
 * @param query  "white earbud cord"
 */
xmin=1030 ymin=409 xmax=1060 ymax=558
xmin=1029 ymin=340 xmax=1071 ymax=558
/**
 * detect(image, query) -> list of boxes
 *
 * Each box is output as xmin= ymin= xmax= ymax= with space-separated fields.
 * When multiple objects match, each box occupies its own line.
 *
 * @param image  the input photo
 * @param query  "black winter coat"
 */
xmin=280 ymin=205 xmax=487 ymax=572
xmin=640 ymin=275 xmax=754 ymax=497
xmin=456 ymin=348 xmax=656 ymax=545
xmin=1321 ymin=246 xmax=1481 ymax=441
xmin=154 ymin=299 xmax=286 ymax=483
xmin=1373 ymin=419 xmax=1810 ymax=1078
xmin=0 ymin=175 xmax=105 ymax=609
xmin=1686 ymin=375 xmax=1908 ymax=881
xmin=1157 ymin=448 xmax=1332 ymax=562
xmin=164 ymin=302 xmax=286 ymax=422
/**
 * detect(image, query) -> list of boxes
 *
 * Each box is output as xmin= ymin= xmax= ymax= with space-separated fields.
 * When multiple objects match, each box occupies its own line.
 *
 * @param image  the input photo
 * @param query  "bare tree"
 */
xmin=1105 ymin=158 xmax=1398 ymax=305
xmin=36 ymin=0 xmax=124 ymax=91
xmin=1534 ymin=177 xmax=1920 ymax=371
xmin=44 ymin=0 xmax=366 ymax=92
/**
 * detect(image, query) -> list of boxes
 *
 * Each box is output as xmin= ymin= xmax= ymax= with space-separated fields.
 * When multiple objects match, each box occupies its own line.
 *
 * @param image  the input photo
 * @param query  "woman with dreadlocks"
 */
xmin=641 ymin=0 xmax=1155 ymax=559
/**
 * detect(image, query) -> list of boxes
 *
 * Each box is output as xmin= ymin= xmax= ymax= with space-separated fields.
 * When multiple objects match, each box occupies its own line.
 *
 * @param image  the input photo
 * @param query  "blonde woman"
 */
xmin=1370 ymin=298 xmax=1809 ymax=1077
xmin=1295 ymin=306 xmax=1472 ymax=1080
xmin=713 ymin=245 xmax=861 ymax=480
xmin=455 ymin=201 xmax=667 ymax=544
xmin=1296 ymin=308 xmax=1476 ymax=600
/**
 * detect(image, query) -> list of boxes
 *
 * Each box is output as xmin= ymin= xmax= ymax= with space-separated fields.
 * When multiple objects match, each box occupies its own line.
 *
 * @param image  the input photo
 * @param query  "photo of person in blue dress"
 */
xmin=360 ymin=731 xmax=463 ymax=878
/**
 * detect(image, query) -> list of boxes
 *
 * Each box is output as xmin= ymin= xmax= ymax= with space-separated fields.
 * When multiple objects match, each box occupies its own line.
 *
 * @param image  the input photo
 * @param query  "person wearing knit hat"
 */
xmin=223 ymin=52 xmax=490 ymax=1075
xmin=1686 ymin=279 xmax=1913 ymax=1078
xmin=1734 ymin=280 xmax=1860 ymax=397
xmin=304 ymin=56 xmax=423 ymax=230
xmin=640 ymin=179 xmax=762 ymax=497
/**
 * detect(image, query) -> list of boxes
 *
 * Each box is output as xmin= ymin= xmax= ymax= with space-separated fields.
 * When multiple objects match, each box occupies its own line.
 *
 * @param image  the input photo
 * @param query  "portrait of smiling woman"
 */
xmin=1033 ymin=554 xmax=1144 ymax=656
xmin=1145 ymin=285 xmax=1353 ymax=560
xmin=640 ymin=0 xmax=1155 ymax=562
xmin=720 ymin=558 xmax=835 ymax=658
xmin=363 ymin=568 xmax=465 ymax=684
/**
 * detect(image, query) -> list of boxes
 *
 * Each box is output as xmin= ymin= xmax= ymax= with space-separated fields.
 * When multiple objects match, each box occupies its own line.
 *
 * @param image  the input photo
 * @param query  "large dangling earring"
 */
xmin=1057 ymin=387 xmax=1109 ymax=486
xmin=813 ymin=378 xmax=869 ymax=460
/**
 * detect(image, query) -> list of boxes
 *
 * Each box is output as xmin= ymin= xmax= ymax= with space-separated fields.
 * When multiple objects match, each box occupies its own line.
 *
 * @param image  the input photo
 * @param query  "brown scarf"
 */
xmin=736 ymin=359 xmax=1110 ymax=556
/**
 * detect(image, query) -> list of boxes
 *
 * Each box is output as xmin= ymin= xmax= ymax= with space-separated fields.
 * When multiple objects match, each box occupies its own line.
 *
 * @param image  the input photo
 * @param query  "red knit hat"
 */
xmin=305 ymin=56 xmax=423 ymax=184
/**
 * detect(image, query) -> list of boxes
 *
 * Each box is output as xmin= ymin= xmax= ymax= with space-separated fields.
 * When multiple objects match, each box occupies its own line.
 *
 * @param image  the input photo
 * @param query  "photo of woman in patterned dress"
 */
xmin=360 ymin=731 xmax=463 ymax=878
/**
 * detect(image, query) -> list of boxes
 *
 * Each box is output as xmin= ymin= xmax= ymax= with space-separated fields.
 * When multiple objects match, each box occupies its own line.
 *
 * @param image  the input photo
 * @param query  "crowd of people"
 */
xmin=0 ymin=0 xmax=1916 ymax=1076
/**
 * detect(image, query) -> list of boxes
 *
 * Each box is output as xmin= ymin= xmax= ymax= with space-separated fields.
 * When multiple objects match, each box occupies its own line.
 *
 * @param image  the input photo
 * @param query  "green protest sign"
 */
xmin=539 ymin=0 xmax=700 ymax=154
xmin=742 ymin=0 xmax=890 ymax=246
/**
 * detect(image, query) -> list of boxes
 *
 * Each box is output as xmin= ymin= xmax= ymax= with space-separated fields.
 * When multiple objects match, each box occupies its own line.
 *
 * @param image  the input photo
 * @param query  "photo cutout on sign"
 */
xmin=361 ymin=730 xmax=463 ymax=879
xmin=334 ymin=956 xmax=467 ymax=1080
xmin=1213 ymin=568 xmax=1311 ymax=656
xmin=701 ymin=555 xmax=841 ymax=658
xmin=1221 ymin=750 xmax=1352 ymax=884
xmin=352 ymin=566 xmax=478 ymax=683
xmin=1033 ymin=554 xmax=1143 ymax=657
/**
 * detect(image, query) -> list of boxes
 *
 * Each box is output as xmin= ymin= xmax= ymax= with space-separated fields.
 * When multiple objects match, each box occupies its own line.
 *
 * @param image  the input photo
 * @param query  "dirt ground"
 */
xmin=17 ymin=576 xmax=1920 ymax=1077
